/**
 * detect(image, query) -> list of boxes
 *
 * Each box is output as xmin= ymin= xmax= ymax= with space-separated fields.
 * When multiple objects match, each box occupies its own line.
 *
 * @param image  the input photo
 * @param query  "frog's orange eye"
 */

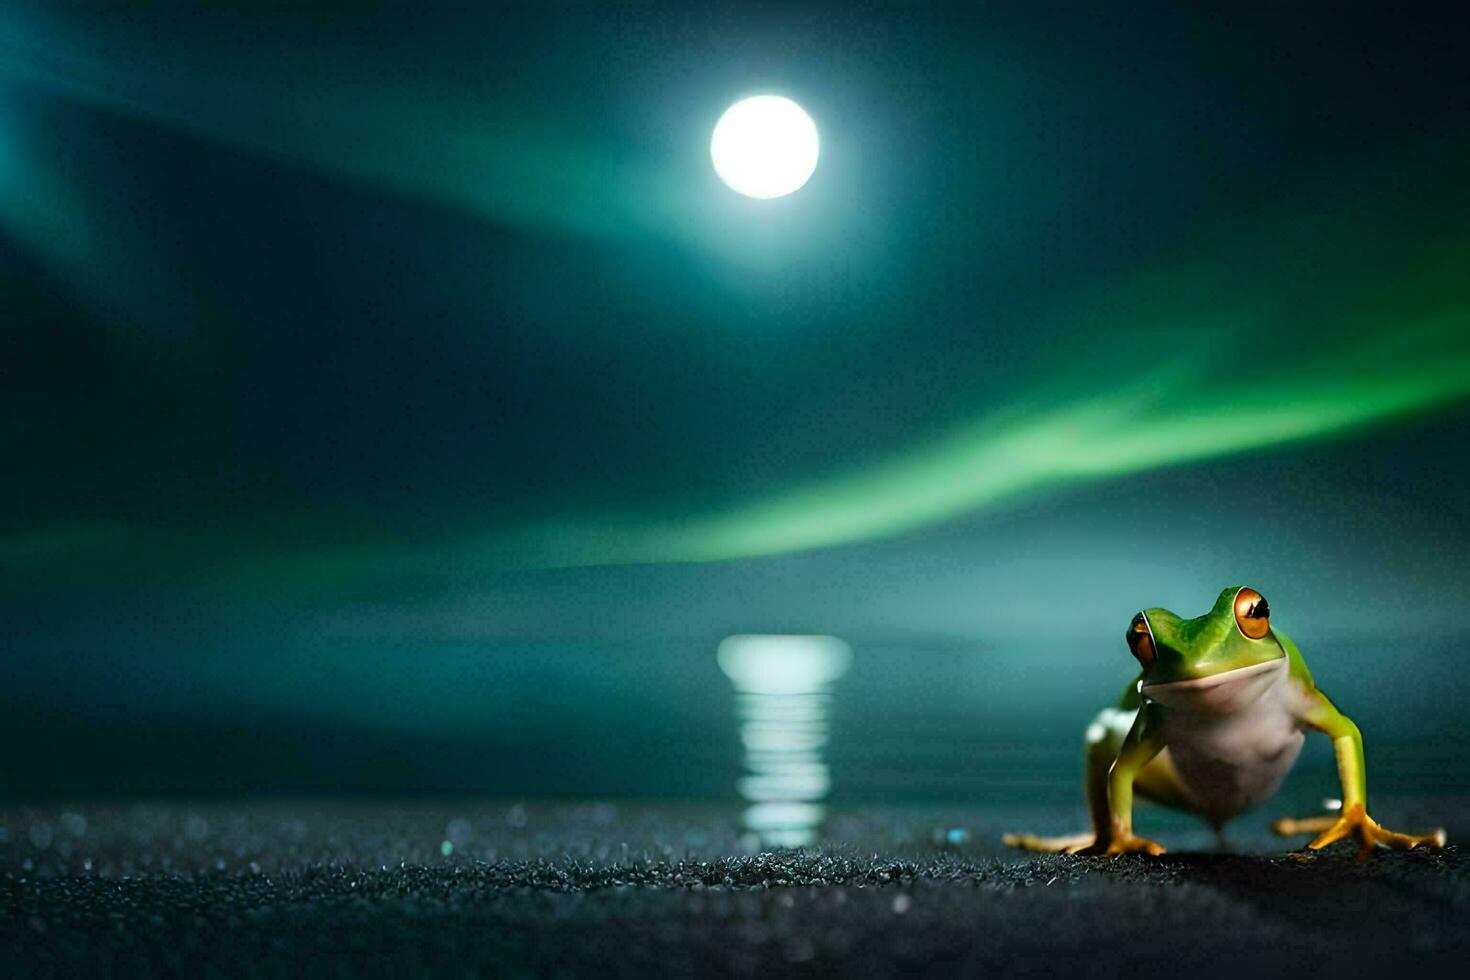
xmin=1126 ymin=612 xmax=1155 ymax=667
xmin=1234 ymin=587 xmax=1271 ymax=639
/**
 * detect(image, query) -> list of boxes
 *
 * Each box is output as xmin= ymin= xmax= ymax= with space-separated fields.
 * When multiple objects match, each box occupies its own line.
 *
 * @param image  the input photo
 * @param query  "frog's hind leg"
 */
xmin=1004 ymin=708 xmax=1133 ymax=853
xmin=1270 ymin=799 xmax=1346 ymax=839
xmin=1003 ymin=831 xmax=1096 ymax=853
xmin=1270 ymin=814 xmax=1339 ymax=837
xmin=1133 ymin=747 xmax=1192 ymax=811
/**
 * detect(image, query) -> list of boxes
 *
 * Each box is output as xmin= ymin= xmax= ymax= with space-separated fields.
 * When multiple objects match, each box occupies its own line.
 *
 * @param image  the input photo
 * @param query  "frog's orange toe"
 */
xmin=1003 ymin=831 xmax=1095 ymax=854
xmin=1098 ymin=834 xmax=1166 ymax=857
xmin=1302 ymin=805 xmax=1446 ymax=854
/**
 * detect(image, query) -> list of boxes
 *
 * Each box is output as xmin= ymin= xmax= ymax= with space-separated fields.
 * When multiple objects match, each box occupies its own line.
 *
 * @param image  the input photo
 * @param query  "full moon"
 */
xmin=710 ymin=96 xmax=819 ymax=199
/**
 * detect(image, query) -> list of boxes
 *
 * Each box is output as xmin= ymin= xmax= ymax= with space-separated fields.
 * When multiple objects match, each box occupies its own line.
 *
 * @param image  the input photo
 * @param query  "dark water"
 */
xmin=6 ymin=632 xmax=1467 ymax=839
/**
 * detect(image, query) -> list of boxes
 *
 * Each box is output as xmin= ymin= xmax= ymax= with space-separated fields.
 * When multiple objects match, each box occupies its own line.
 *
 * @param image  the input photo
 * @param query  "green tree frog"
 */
xmin=1005 ymin=586 xmax=1445 ymax=856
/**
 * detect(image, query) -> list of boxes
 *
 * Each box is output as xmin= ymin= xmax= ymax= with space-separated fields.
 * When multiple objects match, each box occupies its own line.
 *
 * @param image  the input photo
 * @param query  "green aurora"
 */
xmin=300 ymin=153 xmax=1470 ymax=577
xmin=1 ymin=5 xmax=1466 ymax=589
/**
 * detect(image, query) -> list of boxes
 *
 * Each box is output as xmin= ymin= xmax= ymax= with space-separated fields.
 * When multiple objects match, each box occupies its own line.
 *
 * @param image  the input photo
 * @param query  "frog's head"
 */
xmin=1126 ymin=586 xmax=1286 ymax=715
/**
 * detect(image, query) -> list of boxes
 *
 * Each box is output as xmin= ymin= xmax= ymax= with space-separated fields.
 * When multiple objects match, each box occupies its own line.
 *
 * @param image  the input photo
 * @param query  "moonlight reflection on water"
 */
xmin=717 ymin=635 xmax=851 ymax=847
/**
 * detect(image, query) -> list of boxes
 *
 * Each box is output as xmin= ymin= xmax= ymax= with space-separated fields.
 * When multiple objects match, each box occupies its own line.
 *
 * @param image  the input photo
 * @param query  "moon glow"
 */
xmin=710 ymin=96 xmax=819 ymax=199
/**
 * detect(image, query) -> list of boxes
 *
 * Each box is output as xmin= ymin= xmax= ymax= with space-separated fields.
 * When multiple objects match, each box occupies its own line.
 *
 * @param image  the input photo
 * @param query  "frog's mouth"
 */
xmin=1141 ymin=656 xmax=1286 ymax=715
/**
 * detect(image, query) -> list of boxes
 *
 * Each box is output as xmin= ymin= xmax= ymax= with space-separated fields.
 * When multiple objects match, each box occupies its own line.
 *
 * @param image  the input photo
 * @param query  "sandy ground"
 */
xmin=2 ymin=798 xmax=1466 ymax=977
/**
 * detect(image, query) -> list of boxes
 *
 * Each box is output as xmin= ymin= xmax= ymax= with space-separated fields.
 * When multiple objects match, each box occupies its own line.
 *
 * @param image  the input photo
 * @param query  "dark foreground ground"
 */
xmin=2 ymin=798 xmax=1466 ymax=977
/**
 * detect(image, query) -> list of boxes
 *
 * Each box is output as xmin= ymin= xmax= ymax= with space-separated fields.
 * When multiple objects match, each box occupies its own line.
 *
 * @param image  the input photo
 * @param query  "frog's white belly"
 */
xmin=1149 ymin=658 xmax=1309 ymax=824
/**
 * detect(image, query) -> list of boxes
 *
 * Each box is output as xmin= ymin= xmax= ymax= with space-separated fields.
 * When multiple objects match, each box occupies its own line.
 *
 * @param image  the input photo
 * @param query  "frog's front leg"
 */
xmin=1077 ymin=705 xmax=1168 ymax=856
xmin=1004 ymin=708 xmax=1124 ymax=853
xmin=1277 ymin=689 xmax=1445 ymax=854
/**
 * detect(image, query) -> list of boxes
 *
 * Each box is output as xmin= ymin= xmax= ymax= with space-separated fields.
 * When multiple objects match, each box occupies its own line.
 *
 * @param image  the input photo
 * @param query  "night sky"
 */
xmin=3 ymin=5 xmax=1468 ymax=797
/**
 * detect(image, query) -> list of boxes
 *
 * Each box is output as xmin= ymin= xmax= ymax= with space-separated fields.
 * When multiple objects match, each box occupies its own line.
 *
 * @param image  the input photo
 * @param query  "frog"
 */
xmin=1004 ymin=585 xmax=1445 ymax=856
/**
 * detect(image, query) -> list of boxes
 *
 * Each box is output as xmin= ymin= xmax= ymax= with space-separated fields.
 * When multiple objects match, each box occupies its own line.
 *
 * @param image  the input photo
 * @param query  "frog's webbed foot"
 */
xmin=1078 ymin=832 xmax=1166 ymax=857
xmin=1276 ymin=804 xmax=1445 ymax=855
xmin=1002 ymin=831 xmax=1096 ymax=854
